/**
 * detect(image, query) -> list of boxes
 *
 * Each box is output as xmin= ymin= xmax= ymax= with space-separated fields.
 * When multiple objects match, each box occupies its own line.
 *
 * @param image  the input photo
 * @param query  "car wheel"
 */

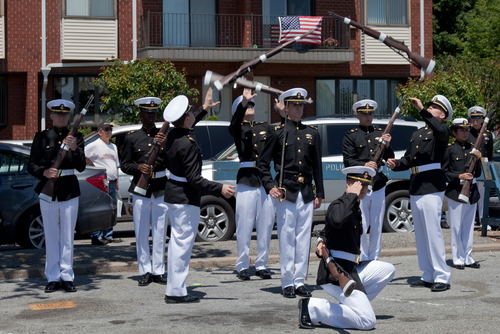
xmin=196 ymin=195 xmax=235 ymax=242
xmin=383 ymin=190 xmax=414 ymax=233
xmin=18 ymin=207 xmax=46 ymax=249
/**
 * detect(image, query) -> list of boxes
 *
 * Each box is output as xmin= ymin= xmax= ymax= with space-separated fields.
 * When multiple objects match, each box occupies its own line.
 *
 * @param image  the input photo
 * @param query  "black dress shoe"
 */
xmin=295 ymin=285 xmax=312 ymax=297
xmin=237 ymin=269 xmax=250 ymax=280
xmin=44 ymin=281 xmax=61 ymax=293
xmin=138 ymin=273 xmax=152 ymax=286
xmin=62 ymin=281 xmax=77 ymax=292
xmin=164 ymin=294 xmax=200 ymax=304
xmin=466 ymin=262 xmax=481 ymax=269
xmin=441 ymin=221 xmax=450 ymax=229
xmin=282 ymin=286 xmax=296 ymax=298
xmin=107 ymin=238 xmax=123 ymax=243
xmin=151 ymin=274 xmax=167 ymax=285
xmin=91 ymin=238 xmax=109 ymax=245
xmin=255 ymin=269 xmax=272 ymax=279
xmin=298 ymin=298 xmax=314 ymax=329
xmin=431 ymin=283 xmax=451 ymax=292
xmin=455 ymin=264 xmax=465 ymax=270
xmin=409 ymin=280 xmax=434 ymax=288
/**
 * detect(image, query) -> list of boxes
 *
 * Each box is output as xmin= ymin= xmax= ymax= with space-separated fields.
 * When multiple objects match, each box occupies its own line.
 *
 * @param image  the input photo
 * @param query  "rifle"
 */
xmin=39 ymin=95 xmax=94 ymax=203
xmin=133 ymin=118 xmax=170 ymax=196
xmin=205 ymin=71 xmax=284 ymax=96
xmin=312 ymin=231 xmax=356 ymax=297
xmin=212 ymin=30 xmax=314 ymax=91
xmin=371 ymin=95 xmax=406 ymax=167
xmin=329 ymin=11 xmax=435 ymax=75
xmin=458 ymin=102 xmax=496 ymax=203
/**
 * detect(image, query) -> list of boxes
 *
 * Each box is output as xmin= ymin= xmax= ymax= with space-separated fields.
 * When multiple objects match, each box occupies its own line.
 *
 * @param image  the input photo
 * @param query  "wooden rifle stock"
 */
xmin=212 ymin=30 xmax=313 ymax=90
xmin=39 ymin=95 xmax=95 ymax=203
xmin=313 ymin=231 xmax=356 ymax=297
xmin=371 ymin=96 xmax=406 ymax=166
xmin=329 ymin=11 xmax=435 ymax=74
xmin=133 ymin=120 xmax=170 ymax=196
xmin=458 ymin=103 xmax=496 ymax=203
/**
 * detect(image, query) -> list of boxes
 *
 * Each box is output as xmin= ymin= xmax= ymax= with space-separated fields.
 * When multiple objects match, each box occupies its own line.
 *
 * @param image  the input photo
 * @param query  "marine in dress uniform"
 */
xmin=342 ymin=99 xmax=394 ymax=261
xmin=467 ymin=106 xmax=493 ymax=224
xmin=258 ymin=88 xmax=324 ymax=298
xmin=27 ymin=99 xmax=86 ymax=293
xmin=121 ymin=97 xmax=169 ymax=287
xmin=387 ymin=95 xmax=453 ymax=292
xmin=163 ymin=94 xmax=235 ymax=304
xmin=230 ymin=90 xmax=274 ymax=280
xmin=443 ymin=118 xmax=482 ymax=269
xmin=298 ymin=166 xmax=395 ymax=330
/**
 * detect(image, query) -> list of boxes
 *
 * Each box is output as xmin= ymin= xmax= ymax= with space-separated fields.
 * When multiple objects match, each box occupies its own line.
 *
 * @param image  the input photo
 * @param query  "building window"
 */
xmin=0 ymin=76 xmax=7 ymax=130
xmin=53 ymin=75 xmax=103 ymax=126
xmin=64 ymin=0 xmax=116 ymax=19
xmin=365 ymin=0 xmax=408 ymax=25
xmin=316 ymin=78 xmax=403 ymax=115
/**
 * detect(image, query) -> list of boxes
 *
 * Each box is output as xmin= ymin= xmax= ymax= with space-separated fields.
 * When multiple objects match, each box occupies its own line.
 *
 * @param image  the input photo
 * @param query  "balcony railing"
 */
xmin=140 ymin=12 xmax=350 ymax=50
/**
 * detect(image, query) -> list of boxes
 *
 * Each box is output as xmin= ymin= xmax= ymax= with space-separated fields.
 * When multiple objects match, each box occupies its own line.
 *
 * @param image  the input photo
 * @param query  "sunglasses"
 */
xmin=470 ymin=116 xmax=483 ymax=119
xmin=100 ymin=127 xmax=112 ymax=132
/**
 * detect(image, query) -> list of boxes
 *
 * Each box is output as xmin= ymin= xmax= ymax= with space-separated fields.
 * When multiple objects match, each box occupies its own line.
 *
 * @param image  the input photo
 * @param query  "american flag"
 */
xmin=279 ymin=16 xmax=323 ymax=45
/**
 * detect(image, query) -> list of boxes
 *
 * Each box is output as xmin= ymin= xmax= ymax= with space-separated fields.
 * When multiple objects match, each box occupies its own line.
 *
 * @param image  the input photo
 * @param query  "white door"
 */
xmin=253 ymin=76 xmax=271 ymax=123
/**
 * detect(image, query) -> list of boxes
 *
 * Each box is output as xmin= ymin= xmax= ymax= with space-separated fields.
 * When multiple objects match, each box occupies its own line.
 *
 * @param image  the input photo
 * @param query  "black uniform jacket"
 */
xmin=229 ymin=103 xmax=272 ymax=188
xmin=258 ymin=119 xmax=324 ymax=204
xmin=164 ymin=107 xmax=223 ymax=207
xmin=442 ymin=140 xmax=482 ymax=204
xmin=393 ymin=108 xmax=450 ymax=195
xmin=121 ymin=123 xmax=168 ymax=197
xmin=468 ymin=128 xmax=493 ymax=162
xmin=342 ymin=125 xmax=395 ymax=191
xmin=316 ymin=192 xmax=367 ymax=294
xmin=28 ymin=126 xmax=86 ymax=201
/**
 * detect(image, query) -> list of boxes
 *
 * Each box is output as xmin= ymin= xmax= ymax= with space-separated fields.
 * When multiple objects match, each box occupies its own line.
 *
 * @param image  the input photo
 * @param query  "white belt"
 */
xmin=151 ymin=170 xmax=166 ymax=179
xmin=58 ymin=169 xmax=74 ymax=177
xmin=169 ymin=173 xmax=187 ymax=183
xmin=460 ymin=178 xmax=477 ymax=185
xmin=411 ymin=163 xmax=441 ymax=175
xmin=239 ymin=161 xmax=257 ymax=168
xmin=330 ymin=250 xmax=360 ymax=265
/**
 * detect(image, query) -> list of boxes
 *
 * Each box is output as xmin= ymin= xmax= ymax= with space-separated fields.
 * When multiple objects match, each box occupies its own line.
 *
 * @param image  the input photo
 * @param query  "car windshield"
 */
xmin=213 ymin=143 xmax=238 ymax=161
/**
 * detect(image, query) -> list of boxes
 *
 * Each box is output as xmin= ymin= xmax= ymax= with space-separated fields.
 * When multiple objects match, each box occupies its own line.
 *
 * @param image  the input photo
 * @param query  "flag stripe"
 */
xmin=279 ymin=16 xmax=323 ymax=45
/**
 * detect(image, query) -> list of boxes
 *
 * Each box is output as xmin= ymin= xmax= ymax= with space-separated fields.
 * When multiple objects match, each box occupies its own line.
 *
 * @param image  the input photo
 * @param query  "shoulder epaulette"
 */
xmin=351 ymin=128 xmax=357 ymax=132
xmin=188 ymin=136 xmax=195 ymax=142
xmin=308 ymin=125 xmax=318 ymax=131
xmin=257 ymin=121 xmax=264 ymax=125
xmin=448 ymin=143 xmax=452 ymax=146
xmin=378 ymin=128 xmax=383 ymax=131
xmin=274 ymin=124 xmax=283 ymax=130
xmin=126 ymin=130 xmax=135 ymax=135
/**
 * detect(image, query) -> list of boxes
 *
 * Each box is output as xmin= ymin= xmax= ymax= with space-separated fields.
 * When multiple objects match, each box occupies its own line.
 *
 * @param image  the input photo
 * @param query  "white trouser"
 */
xmin=40 ymin=197 xmax=78 ymax=282
xmin=410 ymin=192 xmax=451 ymax=283
xmin=360 ymin=186 xmax=386 ymax=261
xmin=275 ymin=191 xmax=313 ymax=289
xmin=477 ymin=181 xmax=485 ymax=222
xmin=308 ymin=260 xmax=395 ymax=330
xmin=132 ymin=194 xmax=168 ymax=275
xmin=448 ymin=198 xmax=476 ymax=266
xmin=235 ymin=184 xmax=275 ymax=272
xmin=165 ymin=204 xmax=199 ymax=297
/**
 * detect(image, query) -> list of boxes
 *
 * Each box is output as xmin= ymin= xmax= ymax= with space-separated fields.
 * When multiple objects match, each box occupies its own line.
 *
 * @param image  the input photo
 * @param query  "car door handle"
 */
xmin=11 ymin=183 xmax=34 ymax=189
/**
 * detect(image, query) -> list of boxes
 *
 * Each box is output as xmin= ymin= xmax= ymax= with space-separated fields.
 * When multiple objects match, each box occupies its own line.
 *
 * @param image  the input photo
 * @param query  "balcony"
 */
xmin=138 ymin=13 xmax=354 ymax=64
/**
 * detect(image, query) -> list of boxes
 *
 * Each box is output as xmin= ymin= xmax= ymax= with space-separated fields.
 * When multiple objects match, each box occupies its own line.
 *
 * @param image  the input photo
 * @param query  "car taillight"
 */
xmin=86 ymin=173 xmax=109 ymax=194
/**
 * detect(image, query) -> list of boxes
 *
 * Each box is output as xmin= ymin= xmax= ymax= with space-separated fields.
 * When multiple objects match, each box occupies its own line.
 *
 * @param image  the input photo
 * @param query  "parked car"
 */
xmin=0 ymin=143 xmax=117 ymax=249
xmin=84 ymin=120 xmax=236 ymax=242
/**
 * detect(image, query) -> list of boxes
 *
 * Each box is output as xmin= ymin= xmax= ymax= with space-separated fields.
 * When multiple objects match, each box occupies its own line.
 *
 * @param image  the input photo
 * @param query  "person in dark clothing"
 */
xmin=298 ymin=166 xmax=395 ymax=330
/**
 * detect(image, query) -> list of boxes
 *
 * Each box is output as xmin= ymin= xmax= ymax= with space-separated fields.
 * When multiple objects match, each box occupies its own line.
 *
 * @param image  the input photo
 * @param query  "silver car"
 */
xmin=0 ymin=143 xmax=117 ymax=249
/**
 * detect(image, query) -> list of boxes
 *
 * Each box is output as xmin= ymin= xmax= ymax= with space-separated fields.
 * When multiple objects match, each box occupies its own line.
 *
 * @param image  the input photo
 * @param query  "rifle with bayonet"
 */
xmin=371 ymin=95 xmax=406 ymax=168
xmin=39 ymin=95 xmax=94 ymax=203
xmin=211 ymin=30 xmax=314 ymax=91
xmin=458 ymin=101 xmax=497 ymax=203
xmin=205 ymin=71 xmax=284 ymax=96
xmin=329 ymin=11 xmax=435 ymax=75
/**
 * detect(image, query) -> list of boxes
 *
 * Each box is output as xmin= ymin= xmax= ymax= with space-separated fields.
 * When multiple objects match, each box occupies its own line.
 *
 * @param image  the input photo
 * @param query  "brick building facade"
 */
xmin=0 ymin=0 xmax=433 ymax=140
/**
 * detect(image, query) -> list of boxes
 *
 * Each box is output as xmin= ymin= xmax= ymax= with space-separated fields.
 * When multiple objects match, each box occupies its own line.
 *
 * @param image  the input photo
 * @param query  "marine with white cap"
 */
xmin=467 ymin=106 xmax=493 ymax=225
xmin=387 ymin=94 xmax=453 ymax=292
xmin=298 ymin=166 xmax=395 ymax=330
xmin=229 ymin=89 xmax=275 ymax=281
xmin=443 ymin=118 xmax=482 ymax=270
xmin=121 ymin=96 xmax=170 ymax=287
xmin=28 ymin=99 xmax=86 ymax=293
xmin=258 ymin=88 xmax=324 ymax=298
xmin=163 ymin=91 xmax=235 ymax=304
xmin=342 ymin=99 xmax=394 ymax=262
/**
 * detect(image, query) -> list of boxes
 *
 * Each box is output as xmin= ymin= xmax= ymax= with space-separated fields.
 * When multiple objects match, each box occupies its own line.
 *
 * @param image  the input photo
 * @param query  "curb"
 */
xmin=2 ymin=242 xmax=500 ymax=280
